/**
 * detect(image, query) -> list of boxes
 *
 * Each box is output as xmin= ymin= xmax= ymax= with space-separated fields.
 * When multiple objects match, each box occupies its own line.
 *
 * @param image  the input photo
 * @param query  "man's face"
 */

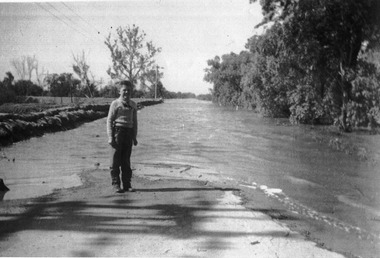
xmin=119 ymin=85 xmax=132 ymax=101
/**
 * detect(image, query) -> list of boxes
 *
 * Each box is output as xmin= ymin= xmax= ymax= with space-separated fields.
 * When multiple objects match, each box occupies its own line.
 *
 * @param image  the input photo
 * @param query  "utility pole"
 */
xmin=68 ymin=74 xmax=73 ymax=103
xmin=155 ymin=65 xmax=158 ymax=99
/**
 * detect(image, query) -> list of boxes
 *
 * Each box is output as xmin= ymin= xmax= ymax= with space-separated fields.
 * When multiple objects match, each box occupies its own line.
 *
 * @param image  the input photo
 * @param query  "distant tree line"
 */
xmin=1 ymin=24 xmax=208 ymax=106
xmin=204 ymin=0 xmax=380 ymax=131
xmin=0 ymin=71 xmax=201 ymax=105
xmin=196 ymin=93 xmax=213 ymax=101
xmin=100 ymin=80 xmax=198 ymax=99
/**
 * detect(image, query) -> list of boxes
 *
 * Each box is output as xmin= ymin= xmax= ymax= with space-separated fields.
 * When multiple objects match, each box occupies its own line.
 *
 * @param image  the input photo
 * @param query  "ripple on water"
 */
xmin=241 ymin=181 xmax=380 ymax=242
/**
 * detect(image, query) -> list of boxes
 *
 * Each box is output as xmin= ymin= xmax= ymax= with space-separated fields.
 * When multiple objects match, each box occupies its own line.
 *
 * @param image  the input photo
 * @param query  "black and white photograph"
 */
xmin=0 ymin=0 xmax=379 ymax=257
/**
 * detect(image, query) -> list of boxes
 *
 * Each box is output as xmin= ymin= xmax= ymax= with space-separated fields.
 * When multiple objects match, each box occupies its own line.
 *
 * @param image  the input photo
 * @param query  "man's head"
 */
xmin=119 ymin=80 xmax=133 ymax=101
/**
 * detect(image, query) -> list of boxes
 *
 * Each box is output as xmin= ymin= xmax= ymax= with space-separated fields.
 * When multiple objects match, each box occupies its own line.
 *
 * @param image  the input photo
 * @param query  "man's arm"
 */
xmin=106 ymin=101 xmax=117 ymax=144
xmin=133 ymin=107 xmax=138 ymax=146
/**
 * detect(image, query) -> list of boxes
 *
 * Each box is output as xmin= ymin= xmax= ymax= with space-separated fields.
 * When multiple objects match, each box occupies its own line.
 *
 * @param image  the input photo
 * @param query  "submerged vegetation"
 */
xmin=204 ymin=0 xmax=380 ymax=132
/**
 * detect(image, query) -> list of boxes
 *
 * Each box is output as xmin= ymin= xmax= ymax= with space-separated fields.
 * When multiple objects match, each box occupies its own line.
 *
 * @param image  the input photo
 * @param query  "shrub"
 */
xmin=14 ymin=80 xmax=43 ymax=96
xmin=0 ymin=83 xmax=16 ymax=105
xmin=346 ymin=62 xmax=380 ymax=128
xmin=289 ymin=84 xmax=324 ymax=124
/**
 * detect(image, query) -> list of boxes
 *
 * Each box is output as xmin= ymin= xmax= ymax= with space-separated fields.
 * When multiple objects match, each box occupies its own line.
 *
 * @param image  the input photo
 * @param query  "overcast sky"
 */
xmin=0 ymin=0 xmax=263 ymax=95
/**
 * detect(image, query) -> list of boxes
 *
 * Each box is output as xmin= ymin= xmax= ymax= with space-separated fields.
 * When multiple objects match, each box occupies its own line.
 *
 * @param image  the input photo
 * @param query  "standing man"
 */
xmin=107 ymin=80 xmax=138 ymax=193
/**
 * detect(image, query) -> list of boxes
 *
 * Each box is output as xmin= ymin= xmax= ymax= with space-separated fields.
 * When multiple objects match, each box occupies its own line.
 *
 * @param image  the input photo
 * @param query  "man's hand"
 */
xmin=109 ymin=140 xmax=118 ymax=149
xmin=133 ymin=138 xmax=138 ymax=146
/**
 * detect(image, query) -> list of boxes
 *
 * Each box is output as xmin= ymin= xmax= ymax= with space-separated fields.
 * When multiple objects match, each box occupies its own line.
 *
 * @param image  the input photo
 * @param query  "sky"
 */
xmin=0 ymin=0 xmax=263 ymax=95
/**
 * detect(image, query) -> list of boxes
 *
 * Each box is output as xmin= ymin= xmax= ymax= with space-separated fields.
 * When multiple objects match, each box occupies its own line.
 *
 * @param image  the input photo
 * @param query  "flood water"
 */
xmin=1 ymin=99 xmax=380 ymax=244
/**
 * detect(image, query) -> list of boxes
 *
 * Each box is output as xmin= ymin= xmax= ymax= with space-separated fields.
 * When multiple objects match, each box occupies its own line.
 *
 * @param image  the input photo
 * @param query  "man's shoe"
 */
xmin=124 ymin=183 xmax=135 ymax=192
xmin=126 ymin=187 xmax=136 ymax=192
xmin=113 ymin=185 xmax=124 ymax=193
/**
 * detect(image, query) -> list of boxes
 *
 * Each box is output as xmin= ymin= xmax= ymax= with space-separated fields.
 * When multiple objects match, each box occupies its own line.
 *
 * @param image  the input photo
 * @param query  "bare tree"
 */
xmin=35 ymin=61 xmax=46 ymax=87
xmin=72 ymin=50 xmax=93 ymax=97
xmin=11 ymin=55 xmax=38 ymax=81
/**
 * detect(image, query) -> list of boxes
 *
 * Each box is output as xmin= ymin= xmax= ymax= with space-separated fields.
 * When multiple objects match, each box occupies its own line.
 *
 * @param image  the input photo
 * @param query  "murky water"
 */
xmin=1 ymin=99 xmax=379 ymax=242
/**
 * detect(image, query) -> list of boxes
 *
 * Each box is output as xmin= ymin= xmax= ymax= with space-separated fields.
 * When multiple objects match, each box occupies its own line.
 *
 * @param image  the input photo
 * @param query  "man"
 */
xmin=106 ymin=80 xmax=138 ymax=193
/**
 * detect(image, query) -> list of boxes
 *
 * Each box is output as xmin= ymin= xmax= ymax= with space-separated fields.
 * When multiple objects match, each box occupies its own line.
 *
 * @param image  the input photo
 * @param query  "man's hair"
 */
xmin=119 ymin=80 xmax=133 ymax=88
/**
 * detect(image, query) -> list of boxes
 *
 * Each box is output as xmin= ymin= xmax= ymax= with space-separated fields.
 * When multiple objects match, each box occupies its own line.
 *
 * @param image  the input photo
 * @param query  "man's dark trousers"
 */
xmin=110 ymin=127 xmax=133 ymax=189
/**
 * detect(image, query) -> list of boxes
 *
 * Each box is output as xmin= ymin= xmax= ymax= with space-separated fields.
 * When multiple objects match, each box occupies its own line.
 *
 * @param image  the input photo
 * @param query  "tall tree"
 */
xmin=3 ymin=72 xmax=14 ymax=86
xmin=11 ymin=55 xmax=38 ymax=81
xmin=250 ymin=0 xmax=380 ymax=130
xmin=72 ymin=50 xmax=96 ymax=98
xmin=0 ymin=72 xmax=16 ymax=105
xmin=14 ymin=80 xmax=43 ymax=96
xmin=35 ymin=62 xmax=46 ymax=87
xmin=104 ymin=25 xmax=161 ymax=88
xmin=204 ymin=51 xmax=253 ymax=108
xmin=45 ymin=73 xmax=79 ymax=104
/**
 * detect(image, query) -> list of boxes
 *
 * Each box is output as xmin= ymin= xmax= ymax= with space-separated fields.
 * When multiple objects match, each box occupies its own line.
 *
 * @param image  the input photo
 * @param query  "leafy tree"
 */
xmin=105 ymin=25 xmax=161 ymax=88
xmin=175 ymin=92 xmax=196 ymax=99
xmin=250 ymin=0 xmax=380 ymax=130
xmin=132 ymin=89 xmax=146 ymax=98
xmin=14 ymin=80 xmax=43 ymax=96
xmin=99 ymin=85 xmax=119 ymax=98
xmin=3 ymin=72 xmax=14 ymax=87
xmin=244 ymin=27 xmax=294 ymax=117
xmin=347 ymin=60 xmax=380 ymax=128
xmin=0 ymin=72 xmax=16 ymax=105
xmin=204 ymin=51 xmax=253 ymax=108
xmin=45 ymin=73 xmax=80 ymax=103
xmin=197 ymin=93 xmax=212 ymax=101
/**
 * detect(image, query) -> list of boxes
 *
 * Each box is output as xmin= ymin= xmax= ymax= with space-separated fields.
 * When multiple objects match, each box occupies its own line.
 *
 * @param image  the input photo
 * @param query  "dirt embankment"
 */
xmin=0 ymin=99 xmax=163 ymax=147
xmin=0 ymin=104 xmax=109 ymax=146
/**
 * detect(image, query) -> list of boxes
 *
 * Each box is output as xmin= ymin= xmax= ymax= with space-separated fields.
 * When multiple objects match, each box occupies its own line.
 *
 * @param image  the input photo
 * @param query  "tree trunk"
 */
xmin=340 ymin=80 xmax=352 ymax=132
xmin=341 ymin=87 xmax=348 ymax=131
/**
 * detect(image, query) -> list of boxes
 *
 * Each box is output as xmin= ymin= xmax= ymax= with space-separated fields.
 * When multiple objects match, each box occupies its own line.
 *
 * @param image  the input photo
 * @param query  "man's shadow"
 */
xmin=0 ymin=179 xmax=10 ymax=201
